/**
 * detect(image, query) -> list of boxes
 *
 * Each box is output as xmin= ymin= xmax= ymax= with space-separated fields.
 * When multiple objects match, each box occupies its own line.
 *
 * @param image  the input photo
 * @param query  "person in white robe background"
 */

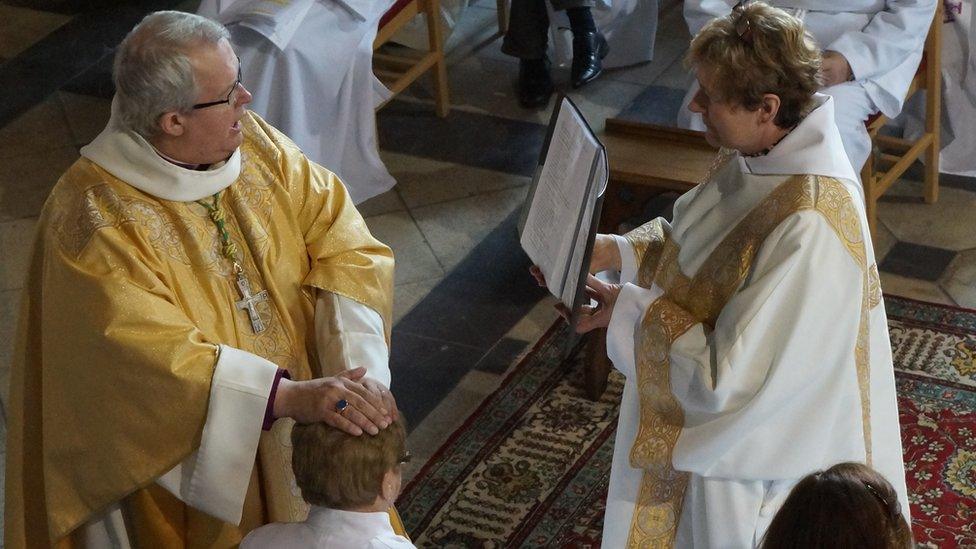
xmin=678 ymin=0 xmax=937 ymax=174
xmin=198 ymin=0 xmax=397 ymax=204
xmin=553 ymin=4 xmax=908 ymax=546
xmin=903 ymin=0 xmax=976 ymax=176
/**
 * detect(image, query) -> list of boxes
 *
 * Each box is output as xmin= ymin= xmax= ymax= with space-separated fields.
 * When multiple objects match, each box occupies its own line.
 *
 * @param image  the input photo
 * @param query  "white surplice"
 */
xmin=242 ymin=506 xmax=416 ymax=548
xmin=603 ymin=94 xmax=909 ymax=548
xmin=75 ymin=100 xmax=391 ymax=545
xmin=198 ymin=0 xmax=396 ymax=204
xmin=678 ymin=0 xmax=937 ymax=172
xmin=903 ymin=0 xmax=976 ymax=176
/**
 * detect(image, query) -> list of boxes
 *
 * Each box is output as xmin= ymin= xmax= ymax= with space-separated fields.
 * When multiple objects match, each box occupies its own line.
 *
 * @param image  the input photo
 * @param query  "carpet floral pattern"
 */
xmin=397 ymin=296 xmax=976 ymax=547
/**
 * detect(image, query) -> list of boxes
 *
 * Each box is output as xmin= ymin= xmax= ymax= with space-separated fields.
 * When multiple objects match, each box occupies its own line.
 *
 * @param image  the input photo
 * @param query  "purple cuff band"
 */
xmin=263 ymin=368 xmax=291 ymax=431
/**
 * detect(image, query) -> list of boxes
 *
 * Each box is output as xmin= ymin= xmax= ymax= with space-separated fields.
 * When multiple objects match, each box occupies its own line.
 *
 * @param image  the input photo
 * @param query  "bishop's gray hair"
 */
xmin=112 ymin=11 xmax=229 ymax=138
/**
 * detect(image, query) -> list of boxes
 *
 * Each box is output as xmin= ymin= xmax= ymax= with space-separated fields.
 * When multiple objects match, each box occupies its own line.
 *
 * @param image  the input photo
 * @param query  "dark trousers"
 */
xmin=501 ymin=0 xmax=595 ymax=60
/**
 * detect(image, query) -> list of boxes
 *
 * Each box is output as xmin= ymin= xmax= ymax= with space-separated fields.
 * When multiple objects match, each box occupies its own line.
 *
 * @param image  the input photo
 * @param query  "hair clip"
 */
xmin=862 ymin=481 xmax=892 ymax=513
xmin=730 ymin=0 xmax=754 ymax=44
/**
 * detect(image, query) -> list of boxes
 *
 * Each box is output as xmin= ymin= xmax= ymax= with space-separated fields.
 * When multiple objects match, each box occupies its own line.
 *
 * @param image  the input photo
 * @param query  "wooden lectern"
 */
xmin=583 ymin=119 xmax=717 ymax=401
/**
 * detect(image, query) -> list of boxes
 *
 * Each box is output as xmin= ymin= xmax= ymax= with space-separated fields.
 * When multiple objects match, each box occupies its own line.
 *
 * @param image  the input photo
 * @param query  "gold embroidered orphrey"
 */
xmin=623 ymin=174 xmax=879 ymax=547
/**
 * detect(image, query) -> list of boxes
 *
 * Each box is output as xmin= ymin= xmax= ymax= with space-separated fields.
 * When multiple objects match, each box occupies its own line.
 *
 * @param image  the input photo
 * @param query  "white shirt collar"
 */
xmin=80 ymin=96 xmax=242 ymax=202
xmin=738 ymin=93 xmax=859 ymax=182
xmin=306 ymin=506 xmax=398 ymax=537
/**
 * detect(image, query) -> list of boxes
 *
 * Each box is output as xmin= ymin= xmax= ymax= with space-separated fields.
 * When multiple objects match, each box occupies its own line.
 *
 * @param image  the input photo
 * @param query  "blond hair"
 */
xmin=687 ymin=2 xmax=822 ymax=128
xmin=292 ymin=416 xmax=407 ymax=509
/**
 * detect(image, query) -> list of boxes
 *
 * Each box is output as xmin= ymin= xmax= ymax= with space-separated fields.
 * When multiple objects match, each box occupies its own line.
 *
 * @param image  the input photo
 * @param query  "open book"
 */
xmin=519 ymin=96 xmax=609 ymax=319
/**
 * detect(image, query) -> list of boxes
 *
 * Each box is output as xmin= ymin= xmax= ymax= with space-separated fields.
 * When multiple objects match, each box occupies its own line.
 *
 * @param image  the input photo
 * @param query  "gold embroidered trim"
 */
xmin=626 ymin=298 xmax=697 ymax=546
xmin=625 ymin=175 xmax=874 ymax=546
xmin=868 ymin=263 xmax=882 ymax=310
xmin=625 ymin=219 xmax=667 ymax=289
xmin=52 ymin=182 xmax=192 ymax=263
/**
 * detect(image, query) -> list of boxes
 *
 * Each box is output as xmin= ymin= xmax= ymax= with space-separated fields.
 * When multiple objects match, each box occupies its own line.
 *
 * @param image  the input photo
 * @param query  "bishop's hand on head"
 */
xmin=273 ymin=367 xmax=394 ymax=436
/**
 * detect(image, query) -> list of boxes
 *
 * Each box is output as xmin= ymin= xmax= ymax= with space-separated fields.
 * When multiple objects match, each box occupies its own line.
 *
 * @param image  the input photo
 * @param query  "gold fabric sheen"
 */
xmin=5 ymin=112 xmax=394 ymax=546
xmin=623 ymin=175 xmax=874 ymax=546
xmin=624 ymin=219 xmax=667 ymax=289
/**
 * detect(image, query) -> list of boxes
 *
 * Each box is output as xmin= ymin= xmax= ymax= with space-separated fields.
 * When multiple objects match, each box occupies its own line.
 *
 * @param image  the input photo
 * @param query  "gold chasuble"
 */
xmin=4 ymin=112 xmax=394 ymax=546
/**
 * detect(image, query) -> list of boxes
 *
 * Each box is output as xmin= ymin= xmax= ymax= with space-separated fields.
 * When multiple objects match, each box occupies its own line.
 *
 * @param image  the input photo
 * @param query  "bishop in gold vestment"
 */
xmin=4 ymin=14 xmax=395 ymax=545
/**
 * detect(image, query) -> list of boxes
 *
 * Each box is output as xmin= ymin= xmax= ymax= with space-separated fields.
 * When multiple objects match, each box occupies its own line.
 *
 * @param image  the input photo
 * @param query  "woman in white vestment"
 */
xmin=198 ymin=0 xmax=396 ymax=204
xmin=562 ymin=4 xmax=909 ymax=547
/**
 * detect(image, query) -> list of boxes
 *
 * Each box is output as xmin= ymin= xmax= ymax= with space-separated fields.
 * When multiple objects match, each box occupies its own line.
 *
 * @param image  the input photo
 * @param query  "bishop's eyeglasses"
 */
xmin=192 ymin=57 xmax=243 ymax=110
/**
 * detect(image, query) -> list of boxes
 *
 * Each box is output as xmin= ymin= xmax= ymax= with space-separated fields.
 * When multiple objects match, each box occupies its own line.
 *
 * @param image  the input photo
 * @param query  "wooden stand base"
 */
xmin=582 ymin=120 xmax=715 ymax=400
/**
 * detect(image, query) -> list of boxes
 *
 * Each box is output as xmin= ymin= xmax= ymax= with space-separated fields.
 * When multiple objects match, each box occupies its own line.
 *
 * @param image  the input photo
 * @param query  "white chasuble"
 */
xmin=603 ymin=94 xmax=908 ymax=548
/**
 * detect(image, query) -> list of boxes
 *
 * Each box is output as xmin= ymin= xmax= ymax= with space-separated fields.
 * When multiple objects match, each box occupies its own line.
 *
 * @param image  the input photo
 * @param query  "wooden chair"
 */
xmin=861 ymin=1 xmax=941 ymax=236
xmin=374 ymin=0 xmax=450 ymax=117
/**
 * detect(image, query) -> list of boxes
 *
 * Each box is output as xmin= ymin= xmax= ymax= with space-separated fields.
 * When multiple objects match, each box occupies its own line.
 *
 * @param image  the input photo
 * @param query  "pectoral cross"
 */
xmin=235 ymin=274 xmax=269 ymax=333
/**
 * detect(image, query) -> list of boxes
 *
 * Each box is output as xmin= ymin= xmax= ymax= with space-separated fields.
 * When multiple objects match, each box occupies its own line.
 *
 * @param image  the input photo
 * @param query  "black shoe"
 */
xmin=517 ymin=57 xmax=554 ymax=109
xmin=571 ymin=31 xmax=609 ymax=89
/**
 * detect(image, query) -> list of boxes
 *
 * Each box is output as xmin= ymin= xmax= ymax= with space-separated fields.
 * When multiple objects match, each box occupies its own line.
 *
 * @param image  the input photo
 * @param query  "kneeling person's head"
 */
xmin=292 ymin=416 xmax=408 ymax=511
xmin=761 ymin=462 xmax=912 ymax=549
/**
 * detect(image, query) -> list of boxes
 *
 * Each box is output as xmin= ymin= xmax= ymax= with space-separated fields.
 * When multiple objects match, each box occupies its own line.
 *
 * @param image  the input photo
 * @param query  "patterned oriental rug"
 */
xmin=396 ymin=296 xmax=976 ymax=548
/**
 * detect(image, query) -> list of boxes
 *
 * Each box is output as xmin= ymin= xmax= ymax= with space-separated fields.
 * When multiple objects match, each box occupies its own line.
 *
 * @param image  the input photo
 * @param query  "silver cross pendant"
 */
xmin=235 ymin=274 xmax=270 ymax=333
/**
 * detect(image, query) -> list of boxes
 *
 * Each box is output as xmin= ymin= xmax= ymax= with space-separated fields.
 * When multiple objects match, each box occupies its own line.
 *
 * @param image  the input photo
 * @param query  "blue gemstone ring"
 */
xmin=335 ymin=399 xmax=349 ymax=414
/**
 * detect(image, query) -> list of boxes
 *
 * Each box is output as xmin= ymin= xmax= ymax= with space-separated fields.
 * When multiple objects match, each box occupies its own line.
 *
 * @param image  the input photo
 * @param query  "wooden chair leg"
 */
xmin=924 ymin=131 xmax=940 ymax=204
xmin=584 ymin=328 xmax=612 ymax=401
xmin=496 ymin=0 xmax=509 ymax=35
xmin=923 ymin=4 xmax=941 ymax=204
xmin=425 ymin=0 xmax=450 ymax=117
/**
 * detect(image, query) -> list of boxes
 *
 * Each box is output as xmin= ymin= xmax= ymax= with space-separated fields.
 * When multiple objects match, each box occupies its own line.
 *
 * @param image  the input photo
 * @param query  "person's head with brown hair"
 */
xmin=291 ymin=416 xmax=409 ymax=512
xmin=761 ymin=462 xmax=913 ymax=549
xmin=685 ymin=1 xmax=823 ymax=153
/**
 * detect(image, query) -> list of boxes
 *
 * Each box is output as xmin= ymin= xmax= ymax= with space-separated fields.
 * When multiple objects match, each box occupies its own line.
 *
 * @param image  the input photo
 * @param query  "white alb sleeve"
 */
xmin=315 ymin=291 xmax=391 ymax=387
xmin=606 ymin=282 xmax=664 ymax=380
xmin=157 ymin=344 xmax=277 ymax=525
xmin=612 ymin=233 xmax=639 ymax=285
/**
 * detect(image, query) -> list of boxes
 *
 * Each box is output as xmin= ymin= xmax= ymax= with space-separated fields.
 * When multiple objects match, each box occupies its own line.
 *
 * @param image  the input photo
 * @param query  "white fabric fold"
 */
xmin=80 ymin=98 xmax=241 ymax=202
xmin=669 ymin=211 xmax=867 ymax=480
xmin=198 ymin=0 xmax=396 ymax=204
xmin=738 ymin=94 xmax=859 ymax=181
xmin=157 ymin=344 xmax=278 ymax=525
xmin=606 ymin=282 xmax=661 ymax=381
xmin=315 ymin=292 xmax=391 ymax=387
xmin=208 ymin=0 xmax=316 ymax=50
xmin=242 ymin=505 xmax=415 ymax=547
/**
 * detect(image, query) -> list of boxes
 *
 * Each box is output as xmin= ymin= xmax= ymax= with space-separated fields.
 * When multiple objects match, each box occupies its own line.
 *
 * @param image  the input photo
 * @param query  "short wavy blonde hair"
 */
xmin=687 ymin=2 xmax=822 ymax=128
